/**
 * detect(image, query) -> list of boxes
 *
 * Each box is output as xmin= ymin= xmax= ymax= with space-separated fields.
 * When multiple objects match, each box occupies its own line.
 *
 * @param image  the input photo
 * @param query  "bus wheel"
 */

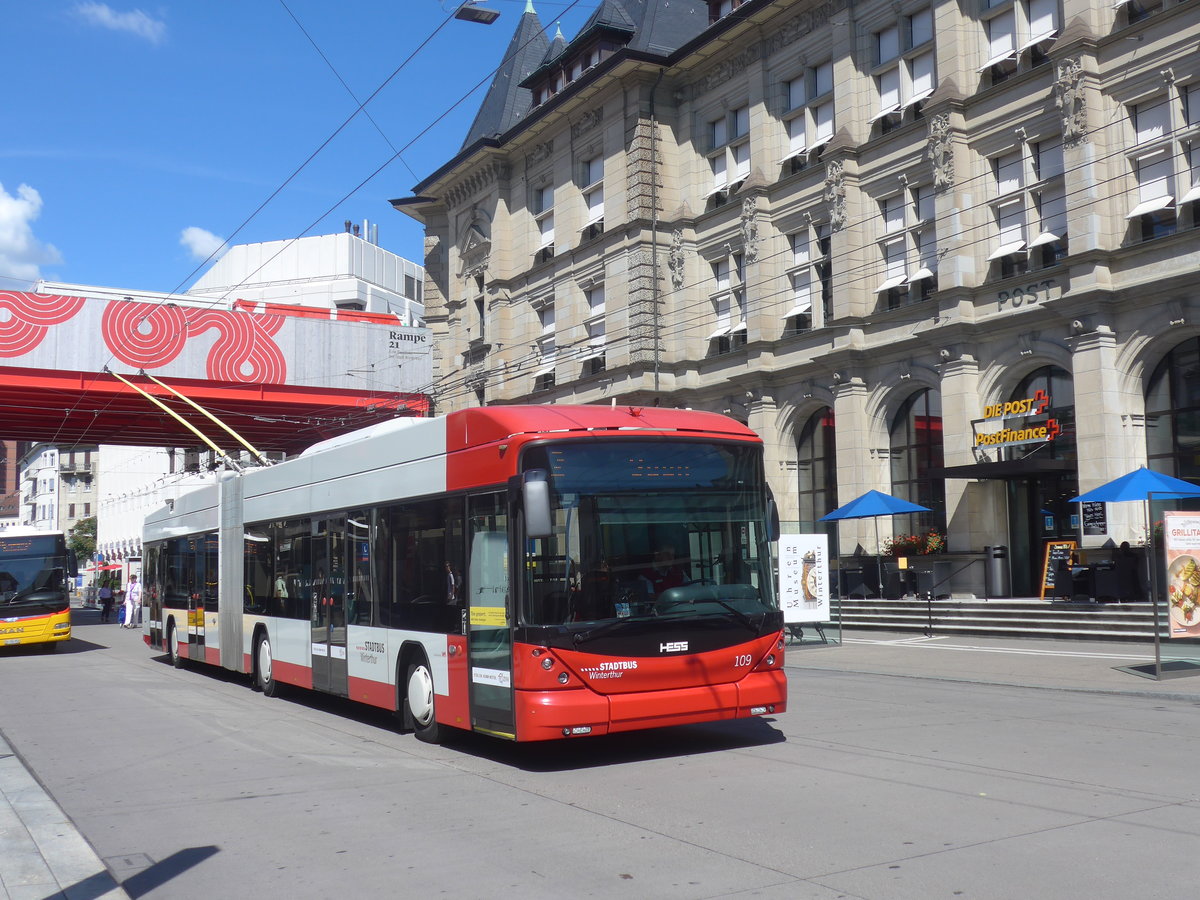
xmin=168 ymin=622 xmax=183 ymax=668
xmin=256 ymin=633 xmax=278 ymax=697
xmin=405 ymin=658 xmax=441 ymax=744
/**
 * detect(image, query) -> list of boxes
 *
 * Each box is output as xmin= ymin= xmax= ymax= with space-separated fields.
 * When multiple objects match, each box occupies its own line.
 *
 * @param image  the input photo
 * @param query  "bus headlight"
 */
xmin=557 ymin=671 xmax=569 ymax=684
xmin=766 ymin=653 xmax=776 ymax=666
xmin=541 ymin=657 xmax=554 ymax=670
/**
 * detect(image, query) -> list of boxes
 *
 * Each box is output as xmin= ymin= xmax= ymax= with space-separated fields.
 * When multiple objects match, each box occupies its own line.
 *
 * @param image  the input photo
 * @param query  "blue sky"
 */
xmin=2 ymin=0 xmax=598 ymax=295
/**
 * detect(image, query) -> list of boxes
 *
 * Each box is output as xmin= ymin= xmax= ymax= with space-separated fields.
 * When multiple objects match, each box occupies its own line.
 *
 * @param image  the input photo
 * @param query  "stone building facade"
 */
xmin=393 ymin=0 xmax=1200 ymax=596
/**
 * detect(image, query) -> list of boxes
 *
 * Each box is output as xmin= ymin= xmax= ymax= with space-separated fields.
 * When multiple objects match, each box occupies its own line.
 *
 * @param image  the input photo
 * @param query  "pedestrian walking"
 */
xmin=123 ymin=575 xmax=142 ymax=628
xmin=99 ymin=582 xmax=114 ymax=623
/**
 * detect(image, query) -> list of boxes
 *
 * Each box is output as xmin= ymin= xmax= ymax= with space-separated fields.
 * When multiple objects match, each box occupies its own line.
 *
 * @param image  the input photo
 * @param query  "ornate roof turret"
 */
xmin=459 ymin=1 xmax=550 ymax=150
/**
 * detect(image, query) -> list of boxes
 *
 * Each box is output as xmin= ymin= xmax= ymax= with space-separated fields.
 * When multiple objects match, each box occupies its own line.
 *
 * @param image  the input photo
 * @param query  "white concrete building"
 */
xmin=185 ymin=224 xmax=425 ymax=325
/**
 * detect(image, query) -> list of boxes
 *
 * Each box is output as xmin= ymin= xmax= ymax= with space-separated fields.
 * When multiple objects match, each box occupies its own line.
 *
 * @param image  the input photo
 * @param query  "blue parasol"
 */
xmin=821 ymin=490 xmax=931 ymax=596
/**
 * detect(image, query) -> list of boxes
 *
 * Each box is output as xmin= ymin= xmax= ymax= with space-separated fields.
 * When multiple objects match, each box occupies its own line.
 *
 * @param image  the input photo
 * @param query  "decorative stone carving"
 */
xmin=458 ymin=223 xmax=491 ymax=280
xmin=669 ymin=228 xmax=686 ymax=289
xmin=823 ymin=160 xmax=846 ymax=233
xmin=693 ymin=0 xmax=848 ymax=94
xmin=571 ymin=108 xmax=603 ymax=139
xmin=740 ymin=199 xmax=760 ymax=263
xmin=527 ymin=140 xmax=553 ymax=166
xmin=445 ymin=161 xmax=510 ymax=210
xmin=1054 ymin=58 xmax=1088 ymax=147
xmin=927 ymin=113 xmax=955 ymax=193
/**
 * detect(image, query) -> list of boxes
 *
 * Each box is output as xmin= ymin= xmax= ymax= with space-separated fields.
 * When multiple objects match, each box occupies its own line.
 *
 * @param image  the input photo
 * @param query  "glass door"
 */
xmin=466 ymin=493 xmax=513 ymax=737
xmin=310 ymin=515 xmax=348 ymax=696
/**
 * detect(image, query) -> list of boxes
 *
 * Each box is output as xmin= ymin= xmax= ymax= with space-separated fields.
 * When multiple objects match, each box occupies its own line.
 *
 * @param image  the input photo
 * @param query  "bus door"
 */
xmin=311 ymin=515 xmax=349 ymax=696
xmin=466 ymin=493 xmax=514 ymax=737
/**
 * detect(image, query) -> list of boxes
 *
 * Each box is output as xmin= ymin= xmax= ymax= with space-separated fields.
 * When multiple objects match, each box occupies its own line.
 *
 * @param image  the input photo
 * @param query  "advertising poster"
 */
xmin=779 ymin=534 xmax=829 ymax=624
xmin=1164 ymin=510 xmax=1200 ymax=638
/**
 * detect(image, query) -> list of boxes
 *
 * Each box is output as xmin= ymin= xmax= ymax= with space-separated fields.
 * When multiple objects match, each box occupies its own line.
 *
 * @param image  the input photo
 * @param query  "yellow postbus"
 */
xmin=0 ymin=529 xmax=77 ymax=652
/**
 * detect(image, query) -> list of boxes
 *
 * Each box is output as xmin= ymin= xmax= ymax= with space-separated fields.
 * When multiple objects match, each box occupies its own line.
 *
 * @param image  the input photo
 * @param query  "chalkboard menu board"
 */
xmin=1040 ymin=540 xmax=1077 ymax=600
xmin=1082 ymin=501 xmax=1107 ymax=536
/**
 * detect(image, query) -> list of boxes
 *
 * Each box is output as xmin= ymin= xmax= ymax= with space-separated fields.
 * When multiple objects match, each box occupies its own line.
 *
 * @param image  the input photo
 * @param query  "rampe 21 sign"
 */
xmin=974 ymin=388 xmax=1061 ymax=449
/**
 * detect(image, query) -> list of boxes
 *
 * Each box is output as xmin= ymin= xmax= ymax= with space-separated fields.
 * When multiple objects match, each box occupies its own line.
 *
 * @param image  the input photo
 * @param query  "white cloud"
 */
xmin=72 ymin=3 xmax=166 ymax=44
xmin=0 ymin=182 xmax=63 ymax=288
xmin=180 ymin=226 xmax=225 ymax=262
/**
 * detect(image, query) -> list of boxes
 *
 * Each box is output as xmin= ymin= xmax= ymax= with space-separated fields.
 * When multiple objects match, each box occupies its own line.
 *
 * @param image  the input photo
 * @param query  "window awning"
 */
xmin=728 ymin=321 xmax=747 ymax=333
xmin=909 ymin=266 xmax=936 ymax=282
xmin=978 ymin=50 xmax=1017 ymax=72
xmin=987 ymin=240 xmax=1026 ymax=261
xmin=875 ymin=274 xmax=907 ymax=292
xmin=782 ymin=299 xmax=813 ymax=318
xmin=707 ymin=324 xmax=731 ymax=340
xmin=1179 ymin=184 xmax=1200 ymax=204
xmin=1019 ymin=30 xmax=1057 ymax=50
xmin=533 ymin=362 xmax=556 ymax=377
xmin=1028 ymin=230 xmax=1061 ymax=248
xmin=904 ymin=88 xmax=934 ymax=107
xmin=779 ymin=146 xmax=807 ymax=164
xmin=870 ymin=104 xmax=901 ymax=122
xmin=1125 ymin=195 xmax=1174 ymax=218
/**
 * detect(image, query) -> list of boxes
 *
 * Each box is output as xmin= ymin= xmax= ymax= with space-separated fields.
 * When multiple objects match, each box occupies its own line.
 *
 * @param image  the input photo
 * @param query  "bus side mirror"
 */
xmin=67 ymin=549 xmax=79 ymax=579
xmin=523 ymin=469 xmax=553 ymax=539
xmin=766 ymin=495 xmax=780 ymax=543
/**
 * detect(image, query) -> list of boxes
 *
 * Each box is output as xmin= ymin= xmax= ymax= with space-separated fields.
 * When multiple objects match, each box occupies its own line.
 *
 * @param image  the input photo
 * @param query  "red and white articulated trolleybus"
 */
xmin=142 ymin=405 xmax=786 ymax=742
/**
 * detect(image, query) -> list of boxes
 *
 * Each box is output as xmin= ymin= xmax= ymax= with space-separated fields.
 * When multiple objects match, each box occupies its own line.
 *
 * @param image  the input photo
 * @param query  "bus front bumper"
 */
xmin=513 ymin=669 xmax=787 ymax=741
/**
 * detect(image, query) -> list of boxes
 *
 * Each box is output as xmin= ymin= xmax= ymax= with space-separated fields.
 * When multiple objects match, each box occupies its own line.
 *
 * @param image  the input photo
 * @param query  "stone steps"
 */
xmin=836 ymin=597 xmax=1166 ymax=640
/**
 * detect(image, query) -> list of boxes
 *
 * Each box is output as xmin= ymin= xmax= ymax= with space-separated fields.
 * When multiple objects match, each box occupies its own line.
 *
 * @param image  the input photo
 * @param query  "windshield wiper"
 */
xmin=572 ymin=618 xmax=630 ymax=645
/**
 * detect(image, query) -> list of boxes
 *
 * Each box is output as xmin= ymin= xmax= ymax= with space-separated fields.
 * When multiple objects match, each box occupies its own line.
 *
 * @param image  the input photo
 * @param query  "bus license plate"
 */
xmin=4 ymin=638 xmax=20 ymax=645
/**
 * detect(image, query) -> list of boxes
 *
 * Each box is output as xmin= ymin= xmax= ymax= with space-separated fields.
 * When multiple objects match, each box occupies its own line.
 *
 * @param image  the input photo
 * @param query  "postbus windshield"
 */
xmin=520 ymin=440 xmax=776 ymax=629
xmin=0 ymin=534 xmax=70 ymax=613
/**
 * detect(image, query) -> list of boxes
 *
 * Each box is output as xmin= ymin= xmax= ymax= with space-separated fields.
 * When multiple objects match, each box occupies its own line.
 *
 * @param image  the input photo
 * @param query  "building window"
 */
xmin=1146 ymin=339 xmax=1200 ymax=480
xmin=988 ymin=136 xmax=1067 ymax=275
xmin=815 ymin=222 xmax=833 ymax=323
xmin=1126 ymin=97 xmax=1177 ymax=239
xmin=533 ymin=184 xmax=555 ymax=260
xmin=709 ymin=0 xmax=746 ymax=23
xmin=707 ymin=253 xmax=746 ymax=354
xmin=875 ymin=184 xmax=938 ymax=307
xmin=781 ymin=62 xmax=835 ymax=173
xmin=1117 ymin=0 xmax=1164 ymax=26
xmin=872 ymin=10 xmax=935 ymax=134
xmin=533 ymin=300 xmax=556 ymax=390
xmin=979 ymin=0 xmax=1059 ymax=82
xmin=783 ymin=228 xmax=818 ymax=334
xmin=706 ymin=105 xmax=750 ymax=209
xmin=796 ymin=407 xmax=838 ymax=534
xmin=889 ymin=389 xmax=946 ymax=535
xmin=84 ymin=503 xmax=91 ymax=517
xmin=579 ymin=156 xmax=604 ymax=241
xmin=581 ymin=285 xmax=606 ymax=376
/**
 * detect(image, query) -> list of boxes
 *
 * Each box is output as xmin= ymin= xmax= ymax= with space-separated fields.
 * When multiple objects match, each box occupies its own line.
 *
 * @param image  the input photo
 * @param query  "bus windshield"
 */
xmin=520 ymin=440 xmax=776 ymax=628
xmin=0 ymin=534 xmax=69 ymax=613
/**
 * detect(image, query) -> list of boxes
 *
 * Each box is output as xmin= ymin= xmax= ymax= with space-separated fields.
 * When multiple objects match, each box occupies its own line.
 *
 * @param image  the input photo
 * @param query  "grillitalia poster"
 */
xmin=1164 ymin=510 xmax=1200 ymax=638
xmin=779 ymin=535 xmax=829 ymax=624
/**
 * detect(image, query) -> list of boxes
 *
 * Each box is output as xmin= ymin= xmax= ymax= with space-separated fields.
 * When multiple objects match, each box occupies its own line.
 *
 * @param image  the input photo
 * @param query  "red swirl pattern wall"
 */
xmin=0 ymin=292 xmax=287 ymax=383
xmin=101 ymin=300 xmax=287 ymax=382
xmin=0 ymin=291 xmax=87 ymax=357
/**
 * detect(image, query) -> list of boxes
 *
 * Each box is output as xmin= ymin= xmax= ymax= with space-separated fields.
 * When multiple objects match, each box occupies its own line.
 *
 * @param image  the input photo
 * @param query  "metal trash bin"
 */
xmin=984 ymin=545 xmax=1009 ymax=598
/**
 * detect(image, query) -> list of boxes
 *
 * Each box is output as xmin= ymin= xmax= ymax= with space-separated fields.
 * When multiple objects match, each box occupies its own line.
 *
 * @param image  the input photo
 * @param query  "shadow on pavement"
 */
xmin=120 ymin=845 xmax=220 ymax=899
xmin=147 ymin=647 xmax=787 ymax=771
xmin=42 ymin=868 xmax=124 ymax=900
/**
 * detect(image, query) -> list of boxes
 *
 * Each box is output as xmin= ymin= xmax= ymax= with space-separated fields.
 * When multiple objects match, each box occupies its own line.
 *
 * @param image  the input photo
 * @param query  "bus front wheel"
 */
xmin=404 ymin=658 xmax=441 ymax=744
xmin=256 ymin=633 xmax=278 ymax=697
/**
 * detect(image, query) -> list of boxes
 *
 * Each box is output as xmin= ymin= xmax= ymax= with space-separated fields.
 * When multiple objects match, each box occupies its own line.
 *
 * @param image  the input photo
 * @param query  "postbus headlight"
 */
xmin=557 ymin=671 xmax=569 ymax=684
xmin=766 ymin=653 xmax=776 ymax=666
xmin=541 ymin=656 xmax=554 ymax=670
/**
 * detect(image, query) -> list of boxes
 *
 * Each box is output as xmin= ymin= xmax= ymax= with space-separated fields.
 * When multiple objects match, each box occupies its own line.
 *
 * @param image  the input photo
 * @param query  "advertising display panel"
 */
xmin=1163 ymin=510 xmax=1200 ymax=638
xmin=779 ymin=534 xmax=829 ymax=624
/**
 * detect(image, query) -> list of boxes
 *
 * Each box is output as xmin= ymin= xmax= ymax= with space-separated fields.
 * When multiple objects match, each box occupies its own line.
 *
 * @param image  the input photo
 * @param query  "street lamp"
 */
xmin=454 ymin=1 xmax=500 ymax=24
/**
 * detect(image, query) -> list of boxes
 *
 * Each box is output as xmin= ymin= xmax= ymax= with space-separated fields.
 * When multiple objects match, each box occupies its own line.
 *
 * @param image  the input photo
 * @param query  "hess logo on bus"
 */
xmin=660 ymin=641 xmax=688 ymax=653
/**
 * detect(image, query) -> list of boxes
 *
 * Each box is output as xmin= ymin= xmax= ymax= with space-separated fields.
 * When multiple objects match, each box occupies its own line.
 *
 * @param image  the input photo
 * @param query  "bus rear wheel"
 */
xmin=168 ymin=622 xmax=183 ymax=668
xmin=404 ymin=658 xmax=441 ymax=744
xmin=255 ymin=632 xmax=278 ymax=697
